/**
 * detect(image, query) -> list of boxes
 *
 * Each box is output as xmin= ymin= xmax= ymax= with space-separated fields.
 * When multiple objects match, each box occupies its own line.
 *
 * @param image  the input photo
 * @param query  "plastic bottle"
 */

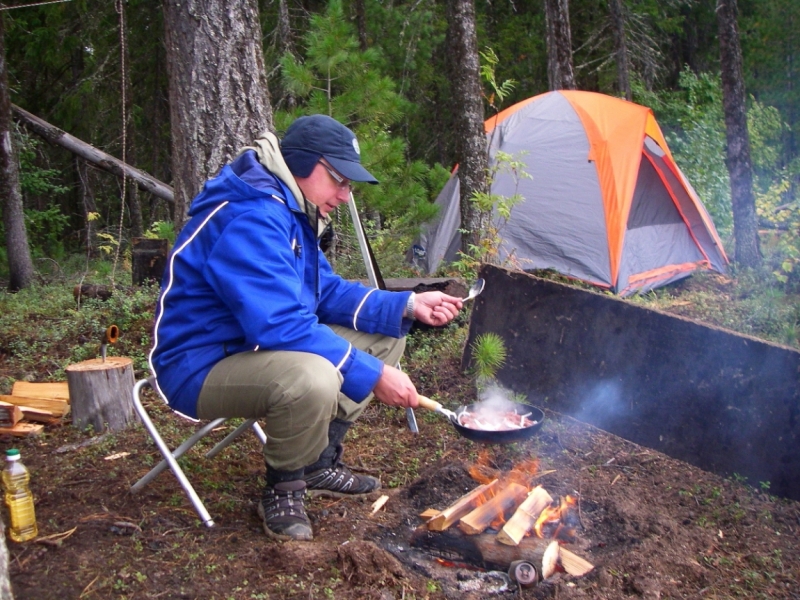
xmin=2 ymin=449 xmax=37 ymax=542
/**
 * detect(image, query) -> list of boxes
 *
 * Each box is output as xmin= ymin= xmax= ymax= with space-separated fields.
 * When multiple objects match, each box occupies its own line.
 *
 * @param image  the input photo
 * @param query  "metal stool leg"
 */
xmin=130 ymin=379 xmax=215 ymax=527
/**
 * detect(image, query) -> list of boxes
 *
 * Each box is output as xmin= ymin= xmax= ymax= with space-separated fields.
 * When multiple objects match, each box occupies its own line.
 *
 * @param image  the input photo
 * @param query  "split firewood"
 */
xmin=0 ymin=402 xmax=23 ymax=427
xmin=18 ymin=406 xmax=64 ymax=425
xmin=419 ymin=508 xmax=441 ymax=520
xmin=541 ymin=541 xmax=561 ymax=578
xmin=458 ymin=482 xmax=529 ymax=535
xmin=560 ymin=547 xmax=594 ymax=577
xmin=12 ymin=381 xmax=70 ymax=402
xmin=0 ymin=422 xmax=44 ymax=437
xmin=427 ymin=479 xmax=500 ymax=531
xmin=370 ymin=495 xmax=389 ymax=514
xmin=496 ymin=485 xmax=554 ymax=546
xmin=0 ymin=395 xmax=70 ymax=419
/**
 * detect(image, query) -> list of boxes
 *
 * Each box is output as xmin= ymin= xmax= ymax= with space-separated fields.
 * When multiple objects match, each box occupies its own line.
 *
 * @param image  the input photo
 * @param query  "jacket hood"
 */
xmin=243 ymin=131 xmax=331 ymax=236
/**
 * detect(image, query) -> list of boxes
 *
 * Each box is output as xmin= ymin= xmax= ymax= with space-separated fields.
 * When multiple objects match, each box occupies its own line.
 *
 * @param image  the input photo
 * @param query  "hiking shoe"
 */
xmin=257 ymin=480 xmax=313 ymax=541
xmin=304 ymin=446 xmax=381 ymax=498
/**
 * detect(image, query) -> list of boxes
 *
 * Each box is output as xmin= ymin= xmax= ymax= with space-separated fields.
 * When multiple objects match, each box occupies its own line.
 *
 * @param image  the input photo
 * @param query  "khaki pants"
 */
xmin=196 ymin=326 xmax=406 ymax=471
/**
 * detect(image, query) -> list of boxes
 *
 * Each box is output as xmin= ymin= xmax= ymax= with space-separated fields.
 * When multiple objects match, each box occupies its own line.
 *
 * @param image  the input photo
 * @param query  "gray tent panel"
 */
xmin=491 ymin=94 xmax=612 ymax=285
xmin=411 ymin=171 xmax=461 ymax=273
xmin=642 ymin=140 xmax=727 ymax=273
xmin=617 ymin=153 xmax=705 ymax=293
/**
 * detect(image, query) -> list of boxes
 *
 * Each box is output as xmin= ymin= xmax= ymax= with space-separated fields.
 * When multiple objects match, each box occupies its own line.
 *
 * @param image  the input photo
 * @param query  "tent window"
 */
xmin=628 ymin=156 xmax=683 ymax=229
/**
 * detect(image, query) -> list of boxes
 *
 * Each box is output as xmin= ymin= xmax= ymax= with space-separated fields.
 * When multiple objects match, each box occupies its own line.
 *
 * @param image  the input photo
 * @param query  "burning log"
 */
xmin=411 ymin=528 xmax=594 ymax=577
xmin=427 ymin=479 xmax=499 ymax=531
xmin=496 ymin=485 xmax=554 ymax=546
xmin=457 ymin=482 xmax=529 ymax=535
xmin=534 ymin=495 xmax=580 ymax=541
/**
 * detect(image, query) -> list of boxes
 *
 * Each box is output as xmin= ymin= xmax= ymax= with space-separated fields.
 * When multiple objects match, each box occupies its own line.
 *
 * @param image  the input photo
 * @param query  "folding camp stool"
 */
xmin=130 ymin=377 xmax=267 ymax=527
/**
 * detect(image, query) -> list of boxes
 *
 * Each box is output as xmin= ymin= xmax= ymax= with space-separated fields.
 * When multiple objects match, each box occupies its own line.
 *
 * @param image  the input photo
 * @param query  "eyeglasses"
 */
xmin=320 ymin=162 xmax=353 ymax=192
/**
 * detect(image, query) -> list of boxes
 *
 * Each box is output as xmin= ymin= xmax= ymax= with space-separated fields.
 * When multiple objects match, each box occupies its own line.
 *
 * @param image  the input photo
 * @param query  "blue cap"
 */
xmin=281 ymin=115 xmax=378 ymax=184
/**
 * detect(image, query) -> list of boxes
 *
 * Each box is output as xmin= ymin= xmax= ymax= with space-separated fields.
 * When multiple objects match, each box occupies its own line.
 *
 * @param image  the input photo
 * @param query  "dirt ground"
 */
xmin=1 ymin=347 xmax=798 ymax=600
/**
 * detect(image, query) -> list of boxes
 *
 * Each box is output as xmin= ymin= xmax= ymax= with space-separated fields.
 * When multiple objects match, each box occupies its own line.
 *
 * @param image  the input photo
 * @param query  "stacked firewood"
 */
xmin=0 ymin=382 xmax=70 ymax=437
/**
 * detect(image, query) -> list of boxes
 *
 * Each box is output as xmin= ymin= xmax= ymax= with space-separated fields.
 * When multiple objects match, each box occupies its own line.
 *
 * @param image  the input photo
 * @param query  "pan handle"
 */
xmin=416 ymin=396 xmax=458 ymax=422
xmin=416 ymin=396 xmax=442 ymax=412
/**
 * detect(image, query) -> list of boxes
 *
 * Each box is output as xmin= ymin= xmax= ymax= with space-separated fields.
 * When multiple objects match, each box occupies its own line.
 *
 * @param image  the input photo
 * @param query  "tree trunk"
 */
xmin=716 ymin=0 xmax=761 ymax=267
xmin=162 ymin=0 xmax=274 ymax=230
xmin=0 ymin=15 xmax=35 ymax=292
xmin=354 ymin=0 xmax=369 ymax=52
xmin=544 ymin=0 xmax=576 ymax=90
xmin=75 ymin=157 xmax=98 ymax=258
xmin=445 ymin=0 xmax=489 ymax=254
xmin=608 ymin=0 xmax=631 ymax=101
xmin=275 ymin=0 xmax=297 ymax=111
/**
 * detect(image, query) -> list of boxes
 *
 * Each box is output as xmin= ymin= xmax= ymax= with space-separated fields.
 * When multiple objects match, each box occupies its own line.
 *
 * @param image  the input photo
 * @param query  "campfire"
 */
xmin=410 ymin=454 xmax=594 ymax=586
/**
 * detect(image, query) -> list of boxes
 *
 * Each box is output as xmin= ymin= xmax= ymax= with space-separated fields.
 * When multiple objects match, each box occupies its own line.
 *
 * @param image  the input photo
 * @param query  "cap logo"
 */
xmin=352 ymin=138 xmax=360 ymax=156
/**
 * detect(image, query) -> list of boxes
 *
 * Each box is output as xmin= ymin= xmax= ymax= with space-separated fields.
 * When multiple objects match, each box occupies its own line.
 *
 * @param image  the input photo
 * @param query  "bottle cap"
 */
xmin=5 ymin=449 xmax=20 ymax=460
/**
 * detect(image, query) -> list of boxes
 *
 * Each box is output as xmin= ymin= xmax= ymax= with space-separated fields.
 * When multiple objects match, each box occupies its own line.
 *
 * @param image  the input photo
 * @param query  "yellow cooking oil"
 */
xmin=2 ymin=449 xmax=37 ymax=542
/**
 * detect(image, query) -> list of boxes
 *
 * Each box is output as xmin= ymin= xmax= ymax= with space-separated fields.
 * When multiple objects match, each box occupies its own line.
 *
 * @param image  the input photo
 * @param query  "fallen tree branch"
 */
xmin=12 ymin=104 xmax=174 ymax=203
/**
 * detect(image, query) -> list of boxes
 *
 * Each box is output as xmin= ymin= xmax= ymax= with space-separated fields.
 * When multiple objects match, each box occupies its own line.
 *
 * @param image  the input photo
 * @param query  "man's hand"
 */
xmin=413 ymin=291 xmax=463 ymax=327
xmin=372 ymin=364 xmax=419 ymax=409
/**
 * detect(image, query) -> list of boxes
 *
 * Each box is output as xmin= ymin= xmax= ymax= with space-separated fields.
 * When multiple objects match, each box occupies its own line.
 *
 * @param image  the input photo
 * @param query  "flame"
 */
xmin=506 ymin=458 xmax=540 ymax=488
xmin=468 ymin=450 xmax=498 ymax=484
xmin=533 ymin=494 xmax=578 ymax=541
xmin=468 ymin=452 xmax=540 ymax=489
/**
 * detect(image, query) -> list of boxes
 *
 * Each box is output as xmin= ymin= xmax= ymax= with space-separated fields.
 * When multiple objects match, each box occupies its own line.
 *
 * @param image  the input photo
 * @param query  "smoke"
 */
xmin=573 ymin=379 xmax=628 ymax=429
xmin=467 ymin=382 xmax=525 ymax=429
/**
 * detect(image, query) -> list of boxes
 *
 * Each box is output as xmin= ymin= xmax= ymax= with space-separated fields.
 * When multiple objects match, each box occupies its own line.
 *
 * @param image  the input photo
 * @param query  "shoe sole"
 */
xmin=257 ymin=501 xmax=313 ymax=541
xmin=306 ymin=482 xmax=382 ymax=499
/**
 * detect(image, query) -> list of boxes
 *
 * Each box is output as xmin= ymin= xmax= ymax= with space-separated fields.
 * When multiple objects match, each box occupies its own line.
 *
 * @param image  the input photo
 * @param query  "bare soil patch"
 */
xmin=1 ymin=349 xmax=798 ymax=600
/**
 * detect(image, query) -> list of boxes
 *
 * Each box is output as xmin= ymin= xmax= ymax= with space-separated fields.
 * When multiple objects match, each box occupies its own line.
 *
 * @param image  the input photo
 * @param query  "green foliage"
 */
xmin=144 ymin=221 xmax=176 ymax=245
xmin=634 ymin=69 xmax=732 ymax=234
xmin=479 ymin=47 xmax=516 ymax=113
xmin=470 ymin=332 xmax=507 ymax=380
xmin=7 ymin=131 xmax=71 ymax=260
xmin=276 ymin=0 xmax=444 ymax=268
xmin=0 ymin=277 xmax=159 ymax=385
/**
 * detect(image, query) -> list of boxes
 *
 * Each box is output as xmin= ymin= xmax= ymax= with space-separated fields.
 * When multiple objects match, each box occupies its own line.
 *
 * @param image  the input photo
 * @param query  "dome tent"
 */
xmin=412 ymin=91 xmax=728 ymax=296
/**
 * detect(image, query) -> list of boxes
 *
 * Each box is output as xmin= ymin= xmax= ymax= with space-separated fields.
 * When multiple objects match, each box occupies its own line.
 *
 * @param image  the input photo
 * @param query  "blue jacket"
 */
xmin=149 ymin=149 xmax=413 ymax=418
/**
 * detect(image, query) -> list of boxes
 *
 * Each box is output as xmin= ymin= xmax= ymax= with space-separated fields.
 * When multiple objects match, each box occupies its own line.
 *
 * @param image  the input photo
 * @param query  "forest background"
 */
xmin=0 ymin=0 xmax=799 ymax=347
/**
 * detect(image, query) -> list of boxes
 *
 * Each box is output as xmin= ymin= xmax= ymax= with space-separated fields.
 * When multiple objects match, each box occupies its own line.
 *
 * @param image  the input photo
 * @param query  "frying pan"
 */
xmin=417 ymin=396 xmax=544 ymax=444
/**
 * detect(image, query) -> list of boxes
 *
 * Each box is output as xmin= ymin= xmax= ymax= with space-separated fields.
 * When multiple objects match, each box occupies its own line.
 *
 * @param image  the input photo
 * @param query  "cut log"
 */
xmin=65 ymin=357 xmax=135 ymax=432
xmin=496 ymin=485 xmax=554 ymax=546
xmin=0 ymin=402 xmax=23 ymax=427
xmin=458 ymin=482 xmax=529 ymax=535
xmin=73 ymin=284 xmax=113 ymax=303
xmin=0 ymin=395 xmax=70 ymax=418
xmin=427 ymin=479 xmax=500 ymax=531
xmin=410 ymin=528 xmax=594 ymax=576
xmin=11 ymin=381 xmax=70 ymax=402
xmin=0 ymin=423 xmax=44 ymax=437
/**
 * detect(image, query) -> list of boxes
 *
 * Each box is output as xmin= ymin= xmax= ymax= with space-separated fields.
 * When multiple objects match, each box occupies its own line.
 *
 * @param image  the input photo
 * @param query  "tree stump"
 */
xmin=65 ymin=357 xmax=136 ymax=432
xmin=132 ymin=238 xmax=169 ymax=286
